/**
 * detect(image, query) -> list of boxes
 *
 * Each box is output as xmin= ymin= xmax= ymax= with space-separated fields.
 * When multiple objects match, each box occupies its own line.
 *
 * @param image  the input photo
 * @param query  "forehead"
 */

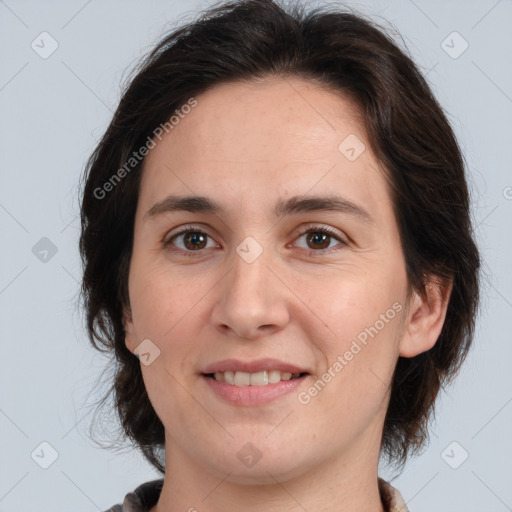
xmin=162 ymin=77 xmax=364 ymax=161
xmin=140 ymin=77 xmax=391 ymax=219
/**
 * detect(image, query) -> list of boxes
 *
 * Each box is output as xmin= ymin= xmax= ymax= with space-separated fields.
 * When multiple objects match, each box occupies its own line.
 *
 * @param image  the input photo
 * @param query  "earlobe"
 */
xmin=399 ymin=276 xmax=453 ymax=358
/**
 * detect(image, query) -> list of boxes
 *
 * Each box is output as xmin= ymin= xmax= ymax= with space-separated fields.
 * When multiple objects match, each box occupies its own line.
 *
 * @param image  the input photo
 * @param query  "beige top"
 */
xmin=378 ymin=477 xmax=409 ymax=512
xmin=104 ymin=477 xmax=409 ymax=511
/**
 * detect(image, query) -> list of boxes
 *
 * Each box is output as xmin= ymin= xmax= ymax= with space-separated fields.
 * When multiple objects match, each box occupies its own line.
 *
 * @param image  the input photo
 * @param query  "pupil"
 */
xmin=185 ymin=232 xmax=206 ymax=250
xmin=308 ymin=232 xmax=329 ymax=249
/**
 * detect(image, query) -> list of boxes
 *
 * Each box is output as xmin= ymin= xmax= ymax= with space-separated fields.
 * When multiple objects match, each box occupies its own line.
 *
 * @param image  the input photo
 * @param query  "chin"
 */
xmin=199 ymin=439 xmax=319 ymax=485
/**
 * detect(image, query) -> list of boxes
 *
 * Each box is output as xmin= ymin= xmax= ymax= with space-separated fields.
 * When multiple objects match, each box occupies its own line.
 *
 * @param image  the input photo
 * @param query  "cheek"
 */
xmin=128 ymin=263 xmax=216 ymax=392
xmin=301 ymin=265 xmax=405 ymax=345
xmin=297 ymin=267 xmax=405 ymax=400
xmin=128 ymin=261 xmax=202 ymax=339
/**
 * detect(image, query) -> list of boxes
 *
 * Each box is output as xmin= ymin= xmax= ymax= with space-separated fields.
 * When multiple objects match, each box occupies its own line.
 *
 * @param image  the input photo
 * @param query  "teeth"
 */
xmin=268 ymin=370 xmax=281 ymax=383
xmin=211 ymin=370 xmax=301 ymax=386
xmin=250 ymin=371 xmax=268 ymax=386
xmin=234 ymin=371 xmax=251 ymax=386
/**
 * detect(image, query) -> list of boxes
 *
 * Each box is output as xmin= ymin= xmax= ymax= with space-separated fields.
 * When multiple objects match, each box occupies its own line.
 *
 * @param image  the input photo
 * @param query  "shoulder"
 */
xmin=378 ymin=477 xmax=409 ymax=512
xmin=102 ymin=479 xmax=164 ymax=512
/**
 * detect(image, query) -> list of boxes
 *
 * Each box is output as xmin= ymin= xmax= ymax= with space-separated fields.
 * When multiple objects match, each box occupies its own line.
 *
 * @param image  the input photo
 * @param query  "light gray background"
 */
xmin=1 ymin=0 xmax=511 ymax=511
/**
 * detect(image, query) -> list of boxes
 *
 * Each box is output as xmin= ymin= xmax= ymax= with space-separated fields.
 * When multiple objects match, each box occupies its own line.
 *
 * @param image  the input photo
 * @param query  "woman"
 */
xmin=79 ymin=1 xmax=480 ymax=510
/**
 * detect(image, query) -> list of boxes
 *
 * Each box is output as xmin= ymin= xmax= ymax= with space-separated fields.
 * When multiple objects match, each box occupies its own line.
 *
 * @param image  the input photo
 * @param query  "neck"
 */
xmin=152 ymin=429 xmax=386 ymax=512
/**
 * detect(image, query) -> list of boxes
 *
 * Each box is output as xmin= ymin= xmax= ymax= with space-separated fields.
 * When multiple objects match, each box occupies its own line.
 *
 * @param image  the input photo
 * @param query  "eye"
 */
xmin=163 ymin=225 xmax=218 ymax=256
xmin=163 ymin=224 xmax=348 ymax=257
xmin=293 ymin=225 xmax=347 ymax=254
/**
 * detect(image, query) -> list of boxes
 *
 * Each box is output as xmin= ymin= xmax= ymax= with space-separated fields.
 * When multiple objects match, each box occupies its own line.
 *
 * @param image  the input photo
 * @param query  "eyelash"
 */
xmin=163 ymin=224 xmax=348 ymax=258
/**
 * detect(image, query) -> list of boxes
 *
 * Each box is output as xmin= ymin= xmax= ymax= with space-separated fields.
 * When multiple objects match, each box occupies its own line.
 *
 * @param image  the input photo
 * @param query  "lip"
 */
xmin=201 ymin=358 xmax=310 ymax=406
xmin=201 ymin=358 xmax=308 ymax=375
xmin=202 ymin=373 xmax=308 ymax=406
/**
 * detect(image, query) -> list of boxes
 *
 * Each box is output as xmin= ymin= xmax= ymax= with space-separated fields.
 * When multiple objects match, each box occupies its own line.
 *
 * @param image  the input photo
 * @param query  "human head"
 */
xmin=79 ymin=0 xmax=480 ymax=474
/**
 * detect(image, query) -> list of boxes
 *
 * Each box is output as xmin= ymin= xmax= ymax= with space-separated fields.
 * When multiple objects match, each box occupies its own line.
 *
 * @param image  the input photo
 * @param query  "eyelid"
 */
xmin=164 ymin=223 xmax=212 ymax=242
xmin=292 ymin=223 xmax=347 ymax=243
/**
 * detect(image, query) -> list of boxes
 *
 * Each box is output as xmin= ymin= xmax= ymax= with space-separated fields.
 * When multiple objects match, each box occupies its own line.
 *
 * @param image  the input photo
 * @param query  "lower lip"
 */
xmin=202 ymin=375 xmax=307 ymax=406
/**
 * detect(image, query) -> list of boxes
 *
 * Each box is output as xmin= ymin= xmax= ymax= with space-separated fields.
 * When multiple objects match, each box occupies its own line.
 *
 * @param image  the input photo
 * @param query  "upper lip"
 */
xmin=202 ymin=358 xmax=309 ymax=375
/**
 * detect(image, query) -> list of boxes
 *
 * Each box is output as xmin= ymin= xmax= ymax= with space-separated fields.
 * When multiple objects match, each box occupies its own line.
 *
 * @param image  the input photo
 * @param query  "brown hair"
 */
xmin=79 ymin=0 xmax=480 ymax=473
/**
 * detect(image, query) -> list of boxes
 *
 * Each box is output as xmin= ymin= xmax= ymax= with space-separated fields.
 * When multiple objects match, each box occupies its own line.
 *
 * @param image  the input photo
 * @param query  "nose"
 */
xmin=211 ymin=244 xmax=290 ymax=340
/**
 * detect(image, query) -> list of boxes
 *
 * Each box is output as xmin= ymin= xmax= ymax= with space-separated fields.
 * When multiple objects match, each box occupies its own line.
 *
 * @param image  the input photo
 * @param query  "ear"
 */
xmin=399 ymin=275 xmax=453 ymax=358
xmin=123 ymin=304 xmax=137 ymax=355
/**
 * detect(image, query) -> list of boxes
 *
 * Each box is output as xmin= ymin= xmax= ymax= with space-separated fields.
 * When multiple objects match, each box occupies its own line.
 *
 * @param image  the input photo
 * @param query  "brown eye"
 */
xmin=164 ymin=227 xmax=217 ymax=255
xmin=306 ymin=232 xmax=331 ymax=250
xmin=182 ymin=231 xmax=208 ymax=250
xmin=294 ymin=225 xmax=347 ymax=254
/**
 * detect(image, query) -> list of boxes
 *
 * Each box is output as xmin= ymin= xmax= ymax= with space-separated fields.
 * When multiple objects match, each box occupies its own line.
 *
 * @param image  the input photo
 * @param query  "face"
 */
xmin=124 ymin=77 xmax=423 ymax=483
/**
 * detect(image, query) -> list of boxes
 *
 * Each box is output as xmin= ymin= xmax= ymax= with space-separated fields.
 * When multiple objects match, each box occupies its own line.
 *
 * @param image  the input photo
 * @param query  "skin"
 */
xmin=124 ymin=77 xmax=451 ymax=512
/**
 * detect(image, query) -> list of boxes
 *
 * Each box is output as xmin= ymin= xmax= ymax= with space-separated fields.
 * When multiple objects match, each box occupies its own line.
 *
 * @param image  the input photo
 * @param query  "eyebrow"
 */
xmin=144 ymin=194 xmax=374 ymax=224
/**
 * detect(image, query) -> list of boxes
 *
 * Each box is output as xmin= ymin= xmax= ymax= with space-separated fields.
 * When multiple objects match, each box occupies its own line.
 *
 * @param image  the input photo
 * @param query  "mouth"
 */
xmin=200 ymin=358 xmax=310 ymax=405
xmin=203 ymin=370 xmax=308 ymax=386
